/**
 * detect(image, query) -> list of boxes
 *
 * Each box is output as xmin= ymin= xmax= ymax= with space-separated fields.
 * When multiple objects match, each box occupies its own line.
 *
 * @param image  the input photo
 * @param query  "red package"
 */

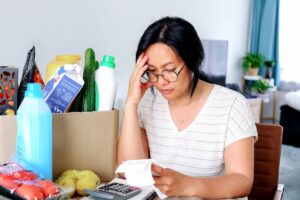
xmin=12 ymin=171 xmax=38 ymax=181
xmin=0 ymin=163 xmax=61 ymax=199
xmin=0 ymin=178 xmax=20 ymax=191
xmin=16 ymin=184 xmax=44 ymax=200
xmin=36 ymin=180 xmax=59 ymax=197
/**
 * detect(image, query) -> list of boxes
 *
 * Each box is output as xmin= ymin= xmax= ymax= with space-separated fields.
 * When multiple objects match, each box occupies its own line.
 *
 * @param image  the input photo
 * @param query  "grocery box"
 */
xmin=0 ymin=66 xmax=18 ymax=115
xmin=0 ymin=110 xmax=119 ymax=182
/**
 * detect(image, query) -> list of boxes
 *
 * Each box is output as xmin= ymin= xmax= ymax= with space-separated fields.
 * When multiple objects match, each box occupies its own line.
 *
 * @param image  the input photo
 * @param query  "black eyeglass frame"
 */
xmin=142 ymin=64 xmax=185 ymax=83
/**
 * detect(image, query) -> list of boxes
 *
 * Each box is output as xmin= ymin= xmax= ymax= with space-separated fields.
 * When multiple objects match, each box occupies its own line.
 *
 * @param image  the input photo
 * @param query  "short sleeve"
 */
xmin=225 ymin=95 xmax=258 ymax=147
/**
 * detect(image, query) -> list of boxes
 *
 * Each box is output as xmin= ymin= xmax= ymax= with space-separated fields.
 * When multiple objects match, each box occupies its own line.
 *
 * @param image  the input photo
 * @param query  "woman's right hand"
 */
xmin=126 ymin=53 xmax=152 ymax=107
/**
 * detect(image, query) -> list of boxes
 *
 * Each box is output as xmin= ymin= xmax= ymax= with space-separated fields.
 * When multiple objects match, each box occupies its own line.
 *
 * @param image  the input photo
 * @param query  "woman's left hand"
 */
xmin=152 ymin=164 xmax=192 ymax=197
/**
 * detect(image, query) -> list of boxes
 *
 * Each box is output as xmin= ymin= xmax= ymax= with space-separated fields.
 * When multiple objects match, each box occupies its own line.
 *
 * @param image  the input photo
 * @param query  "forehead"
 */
xmin=145 ymin=43 xmax=181 ymax=67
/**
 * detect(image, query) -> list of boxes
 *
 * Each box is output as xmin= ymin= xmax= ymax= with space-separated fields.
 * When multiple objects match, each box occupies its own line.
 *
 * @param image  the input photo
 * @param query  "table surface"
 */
xmin=78 ymin=178 xmax=244 ymax=200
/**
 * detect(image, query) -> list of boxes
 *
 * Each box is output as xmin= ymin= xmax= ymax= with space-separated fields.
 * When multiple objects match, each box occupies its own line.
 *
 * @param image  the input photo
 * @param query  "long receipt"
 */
xmin=116 ymin=159 xmax=167 ymax=199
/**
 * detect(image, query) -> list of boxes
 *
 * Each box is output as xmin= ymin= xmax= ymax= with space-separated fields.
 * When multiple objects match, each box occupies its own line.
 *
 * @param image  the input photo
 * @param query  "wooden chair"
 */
xmin=249 ymin=123 xmax=284 ymax=200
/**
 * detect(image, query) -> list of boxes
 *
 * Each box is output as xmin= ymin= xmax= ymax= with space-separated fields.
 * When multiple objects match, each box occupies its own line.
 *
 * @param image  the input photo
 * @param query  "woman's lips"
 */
xmin=160 ymin=89 xmax=173 ymax=95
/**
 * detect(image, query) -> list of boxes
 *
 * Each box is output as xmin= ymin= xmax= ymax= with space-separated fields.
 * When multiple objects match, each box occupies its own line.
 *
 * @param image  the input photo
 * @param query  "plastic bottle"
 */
xmin=95 ymin=55 xmax=117 ymax=111
xmin=16 ymin=83 xmax=52 ymax=180
xmin=45 ymin=55 xmax=81 ymax=83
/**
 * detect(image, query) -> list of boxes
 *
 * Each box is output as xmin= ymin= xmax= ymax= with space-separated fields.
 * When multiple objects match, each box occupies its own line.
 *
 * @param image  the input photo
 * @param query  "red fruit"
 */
xmin=0 ymin=179 xmax=20 ymax=190
xmin=6 ymin=92 xmax=12 ymax=100
xmin=37 ymin=180 xmax=59 ymax=197
xmin=0 ymin=99 xmax=6 ymax=105
xmin=8 ymin=101 xmax=14 ymax=106
xmin=0 ymin=173 xmax=13 ymax=180
xmin=16 ymin=184 xmax=44 ymax=200
xmin=12 ymin=171 xmax=38 ymax=181
xmin=4 ymin=84 xmax=10 ymax=91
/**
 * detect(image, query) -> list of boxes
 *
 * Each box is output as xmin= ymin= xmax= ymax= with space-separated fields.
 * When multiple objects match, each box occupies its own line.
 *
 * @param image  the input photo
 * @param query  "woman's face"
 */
xmin=144 ymin=43 xmax=192 ymax=100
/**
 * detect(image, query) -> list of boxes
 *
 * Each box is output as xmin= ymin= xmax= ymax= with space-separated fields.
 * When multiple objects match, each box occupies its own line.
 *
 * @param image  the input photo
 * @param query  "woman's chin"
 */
xmin=159 ymin=89 xmax=176 ymax=100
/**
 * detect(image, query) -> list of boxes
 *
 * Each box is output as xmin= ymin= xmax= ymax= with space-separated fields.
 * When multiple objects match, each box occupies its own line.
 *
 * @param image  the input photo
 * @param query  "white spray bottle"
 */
xmin=95 ymin=55 xmax=117 ymax=111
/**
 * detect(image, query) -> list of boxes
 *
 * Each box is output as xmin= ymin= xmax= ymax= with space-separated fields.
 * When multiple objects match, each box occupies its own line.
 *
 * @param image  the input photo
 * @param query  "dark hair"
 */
xmin=136 ymin=16 xmax=209 ymax=96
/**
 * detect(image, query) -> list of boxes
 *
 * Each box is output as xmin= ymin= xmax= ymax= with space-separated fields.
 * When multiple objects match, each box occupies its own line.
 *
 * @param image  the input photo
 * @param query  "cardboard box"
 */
xmin=43 ymin=65 xmax=84 ymax=113
xmin=0 ymin=110 xmax=119 ymax=182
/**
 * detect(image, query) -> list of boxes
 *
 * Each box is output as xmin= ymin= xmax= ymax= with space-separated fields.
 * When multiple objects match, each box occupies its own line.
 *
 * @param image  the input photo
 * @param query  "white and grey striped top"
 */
xmin=138 ymin=85 xmax=257 ymax=178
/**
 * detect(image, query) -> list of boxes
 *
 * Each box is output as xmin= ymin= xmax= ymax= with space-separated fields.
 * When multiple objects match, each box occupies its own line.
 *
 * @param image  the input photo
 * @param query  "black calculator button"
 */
xmin=85 ymin=182 xmax=142 ymax=200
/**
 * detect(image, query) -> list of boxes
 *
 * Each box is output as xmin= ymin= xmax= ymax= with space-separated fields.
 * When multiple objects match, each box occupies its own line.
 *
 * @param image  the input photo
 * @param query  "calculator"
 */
xmin=84 ymin=182 xmax=142 ymax=200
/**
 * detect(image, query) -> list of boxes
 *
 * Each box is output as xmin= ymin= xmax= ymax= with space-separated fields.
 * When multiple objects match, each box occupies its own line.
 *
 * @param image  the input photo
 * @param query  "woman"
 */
xmin=117 ymin=16 xmax=257 ymax=200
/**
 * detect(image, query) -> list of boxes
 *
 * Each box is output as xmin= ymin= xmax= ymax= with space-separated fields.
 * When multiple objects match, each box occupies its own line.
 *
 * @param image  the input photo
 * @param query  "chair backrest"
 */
xmin=248 ymin=123 xmax=283 ymax=200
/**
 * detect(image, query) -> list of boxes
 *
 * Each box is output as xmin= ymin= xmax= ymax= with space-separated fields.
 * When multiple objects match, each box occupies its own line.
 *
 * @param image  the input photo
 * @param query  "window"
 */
xmin=279 ymin=0 xmax=300 ymax=83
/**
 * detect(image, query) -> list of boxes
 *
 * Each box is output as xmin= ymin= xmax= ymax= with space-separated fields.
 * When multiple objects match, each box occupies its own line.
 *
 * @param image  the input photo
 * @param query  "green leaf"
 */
xmin=242 ymin=53 xmax=265 ymax=71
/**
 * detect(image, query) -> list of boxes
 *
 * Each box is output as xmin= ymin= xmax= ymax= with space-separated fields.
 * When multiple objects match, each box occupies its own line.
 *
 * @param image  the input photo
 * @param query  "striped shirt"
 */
xmin=138 ymin=84 xmax=257 ymax=178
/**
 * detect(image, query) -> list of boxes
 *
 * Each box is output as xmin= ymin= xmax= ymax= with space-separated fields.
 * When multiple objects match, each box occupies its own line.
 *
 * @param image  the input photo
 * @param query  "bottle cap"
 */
xmin=100 ymin=55 xmax=116 ymax=69
xmin=25 ymin=83 xmax=43 ymax=98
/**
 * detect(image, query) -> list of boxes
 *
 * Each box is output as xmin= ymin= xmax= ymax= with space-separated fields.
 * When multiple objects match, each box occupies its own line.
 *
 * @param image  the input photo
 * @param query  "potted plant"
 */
xmin=251 ymin=78 xmax=272 ymax=93
xmin=242 ymin=53 xmax=265 ymax=76
xmin=265 ymin=60 xmax=275 ymax=79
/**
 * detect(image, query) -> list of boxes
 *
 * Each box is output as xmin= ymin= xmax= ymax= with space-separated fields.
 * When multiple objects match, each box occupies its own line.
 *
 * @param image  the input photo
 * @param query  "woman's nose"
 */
xmin=157 ymin=75 xmax=169 ymax=85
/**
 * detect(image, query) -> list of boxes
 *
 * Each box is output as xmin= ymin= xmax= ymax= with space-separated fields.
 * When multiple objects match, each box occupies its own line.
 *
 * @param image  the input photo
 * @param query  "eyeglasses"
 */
xmin=141 ymin=64 xmax=185 ymax=83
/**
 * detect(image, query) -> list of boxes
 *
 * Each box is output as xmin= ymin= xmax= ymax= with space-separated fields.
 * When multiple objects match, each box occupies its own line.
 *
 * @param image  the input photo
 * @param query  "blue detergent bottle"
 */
xmin=16 ymin=83 xmax=52 ymax=180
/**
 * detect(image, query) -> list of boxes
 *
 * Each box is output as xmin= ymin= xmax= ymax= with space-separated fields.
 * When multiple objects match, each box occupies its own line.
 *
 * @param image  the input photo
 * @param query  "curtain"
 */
xmin=249 ymin=0 xmax=280 ymax=86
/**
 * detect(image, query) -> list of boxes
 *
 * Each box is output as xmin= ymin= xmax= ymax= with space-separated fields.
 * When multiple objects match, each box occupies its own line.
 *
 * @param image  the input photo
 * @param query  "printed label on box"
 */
xmin=45 ymin=76 xmax=82 ymax=113
xmin=43 ymin=64 xmax=84 ymax=113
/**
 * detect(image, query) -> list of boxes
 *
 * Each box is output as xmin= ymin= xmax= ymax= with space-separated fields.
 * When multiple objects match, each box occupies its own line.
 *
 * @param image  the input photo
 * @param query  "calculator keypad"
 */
xmin=98 ymin=182 xmax=141 ymax=197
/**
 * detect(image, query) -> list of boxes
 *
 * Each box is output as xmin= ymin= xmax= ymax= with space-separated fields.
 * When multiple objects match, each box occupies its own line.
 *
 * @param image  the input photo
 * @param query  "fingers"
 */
xmin=155 ymin=184 xmax=168 ymax=195
xmin=137 ymin=64 xmax=148 ymax=78
xmin=136 ymin=52 xmax=148 ymax=70
xmin=133 ymin=54 xmax=150 ymax=87
xmin=132 ymin=53 xmax=148 ymax=82
xmin=151 ymin=166 xmax=171 ymax=195
xmin=152 ymin=164 xmax=164 ymax=185
xmin=151 ymin=163 xmax=163 ymax=176
xmin=135 ymin=61 xmax=148 ymax=79
xmin=117 ymin=172 xmax=125 ymax=179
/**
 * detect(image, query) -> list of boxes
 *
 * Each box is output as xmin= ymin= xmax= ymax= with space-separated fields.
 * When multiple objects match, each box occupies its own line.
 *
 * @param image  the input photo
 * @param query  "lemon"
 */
xmin=4 ymin=109 xmax=15 ymax=115
xmin=56 ymin=176 xmax=76 ymax=197
xmin=76 ymin=176 xmax=98 ymax=196
xmin=57 ymin=170 xmax=80 ymax=183
xmin=56 ymin=169 xmax=100 ymax=196
xmin=78 ymin=170 xmax=100 ymax=184
xmin=60 ymin=170 xmax=80 ymax=178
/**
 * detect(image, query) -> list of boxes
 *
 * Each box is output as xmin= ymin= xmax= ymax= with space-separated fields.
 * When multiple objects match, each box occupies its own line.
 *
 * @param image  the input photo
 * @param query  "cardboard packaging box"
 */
xmin=43 ymin=64 xmax=84 ymax=113
xmin=0 ymin=110 xmax=119 ymax=182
